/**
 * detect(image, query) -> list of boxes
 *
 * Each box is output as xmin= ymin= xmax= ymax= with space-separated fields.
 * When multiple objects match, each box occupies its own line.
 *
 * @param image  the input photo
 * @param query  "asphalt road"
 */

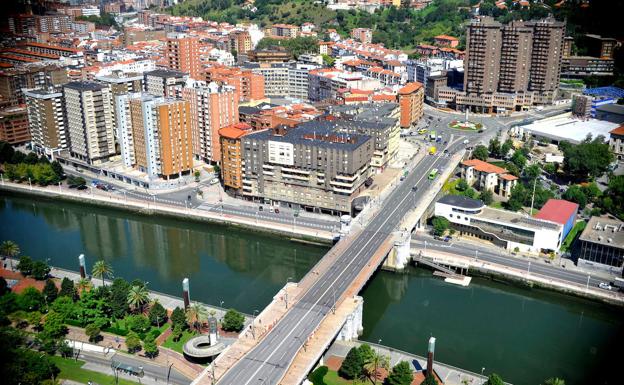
xmin=411 ymin=234 xmax=612 ymax=290
xmin=215 ymin=138 xmax=466 ymax=385
xmin=77 ymin=350 xmax=190 ymax=385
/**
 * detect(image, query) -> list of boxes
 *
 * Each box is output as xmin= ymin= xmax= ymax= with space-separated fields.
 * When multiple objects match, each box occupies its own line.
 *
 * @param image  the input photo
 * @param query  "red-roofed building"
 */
xmin=461 ymin=159 xmax=518 ymax=197
xmin=219 ymin=123 xmax=252 ymax=191
xmin=434 ymin=34 xmax=459 ymax=48
xmin=609 ymin=125 xmax=624 ymax=160
xmin=398 ymin=82 xmax=424 ymax=128
xmin=535 ymin=199 xmax=579 ymax=240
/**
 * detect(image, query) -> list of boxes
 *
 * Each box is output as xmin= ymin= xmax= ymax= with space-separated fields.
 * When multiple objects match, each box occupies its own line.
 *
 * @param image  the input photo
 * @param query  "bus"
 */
xmin=429 ymin=130 xmax=436 ymax=141
xmin=428 ymin=168 xmax=439 ymax=180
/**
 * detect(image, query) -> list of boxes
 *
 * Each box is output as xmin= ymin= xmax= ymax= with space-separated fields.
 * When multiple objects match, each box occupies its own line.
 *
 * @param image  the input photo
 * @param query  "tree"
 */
xmin=171 ymin=306 xmax=187 ymax=330
xmin=339 ymin=346 xmax=363 ymax=379
xmin=109 ymin=278 xmax=130 ymax=318
xmin=422 ymin=374 xmax=439 ymax=385
xmin=358 ymin=344 xmax=375 ymax=363
xmin=24 ymin=152 xmax=39 ymax=165
xmin=50 ymin=296 xmax=77 ymax=321
xmin=488 ymin=138 xmax=501 ymax=158
xmin=524 ymin=164 xmax=541 ymax=181
xmin=125 ymin=331 xmax=142 ymax=353
xmin=50 ymin=161 xmax=64 ymax=179
xmin=432 ymin=216 xmax=449 ymax=236
xmin=0 ymin=140 xmax=15 ymax=163
xmin=148 ymin=300 xmax=167 ymax=327
xmin=31 ymin=261 xmax=50 ymax=280
xmin=510 ymin=150 xmax=527 ymax=170
xmin=85 ymin=323 xmax=101 ymax=342
xmin=42 ymin=311 xmax=67 ymax=339
xmin=384 ymin=360 xmax=413 ymax=385
xmin=363 ymin=351 xmax=390 ymax=384
xmin=484 ymin=373 xmax=505 ymax=385
xmin=127 ymin=284 xmax=149 ymax=313
xmin=42 ymin=279 xmax=58 ymax=304
xmin=455 ymin=179 xmax=469 ymax=192
xmin=542 ymin=378 xmax=565 ymax=385
xmin=92 ymin=260 xmax=113 ymax=287
xmin=0 ymin=277 xmax=8 ymax=296
xmin=0 ymin=240 xmax=20 ymax=260
xmin=563 ymin=185 xmax=588 ymax=209
xmin=222 ymin=308 xmax=244 ymax=332
xmin=143 ymin=334 xmax=159 ymax=358
xmin=308 ymin=365 xmax=329 ymax=385
xmin=581 ymin=182 xmax=601 ymax=202
xmin=125 ymin=314 xmax=150 ymax=334
xmin=59 ymin=277 xmax=76 ymax=300
xmin=17 ymin=287 xmax=44 ymax=311
xmin=479 ymin=189 xmax=494 ymax=205
xmin=186 ymin=302 xmax=209 ymax=332
xmin=463 ymin=187 xmax=477 ymax=199
xmin=76 ymin=278 xmax=92 ymax=294
xmin=601 ymin=175 xmax=624 ymax=219
xmin=16 ymin=256 xmax=34 ymax=276
xmin=500 ymin=139 xmax=514 ymax=158
xmin=172 ymin=323 xmax=184 ymax=342
xmin=561 ymin=136 xmax=614 ymax=180
xmin=472 ymin=145 xmax=488 ymax=161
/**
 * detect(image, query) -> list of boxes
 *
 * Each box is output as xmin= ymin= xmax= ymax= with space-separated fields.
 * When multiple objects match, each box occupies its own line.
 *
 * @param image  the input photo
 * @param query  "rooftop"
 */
xmin=438 ymin=195 xmax=484 ymax=210
xmin=462 ymin=159 xmax=507 ymax=174
xmin=610 ymin=125 xmax=624 ymax=136
xmin=145 ymin=68 xmax=187 ymax=78
xmin=64 ymin=81 xmax=106 ymax=92
xmin=534 ymin=199 xmax=579 ymax=225
xmin=579 ymin=216 xmax=624 ymax=248
xmin=243 ymin=123 xmax=371 ymax=151
xmin=521 ymin=114 xmax=619 ymax=144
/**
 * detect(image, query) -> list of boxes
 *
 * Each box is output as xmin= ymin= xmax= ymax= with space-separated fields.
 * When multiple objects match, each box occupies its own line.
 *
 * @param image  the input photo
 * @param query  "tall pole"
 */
xmin=251 ymin=309 xmax=258 ymax=339
xmin=586 ymin=275 xmax=591 ymax=291
xmin=529 ymin=177 xmax=537 ymax=215
xmin=182 ymin=278 xmax=190 ymax=310
xmin=79 ymin=254 xmax=86 ymax=279
xmin=427 ymin=337 xmax=436 ymax=379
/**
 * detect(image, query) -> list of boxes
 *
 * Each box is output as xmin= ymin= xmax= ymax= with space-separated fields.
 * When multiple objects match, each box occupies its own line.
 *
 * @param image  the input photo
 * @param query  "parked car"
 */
xmin=443 ymin=236 xmax=452 ymax=242
xmin=210 ymin=178 xmax=219 ymax=185
xmin=269 ymin=207 xmax=275 ymax=213
xmin=274 ymin=208 xmax=280 ymax=214
xmin=259 ymin=206 xmax=263 ymax=211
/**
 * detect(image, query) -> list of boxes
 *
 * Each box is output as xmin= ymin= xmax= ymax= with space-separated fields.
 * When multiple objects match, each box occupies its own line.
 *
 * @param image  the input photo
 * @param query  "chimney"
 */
xmin=427 ymin=337 xmax=436 ymax=377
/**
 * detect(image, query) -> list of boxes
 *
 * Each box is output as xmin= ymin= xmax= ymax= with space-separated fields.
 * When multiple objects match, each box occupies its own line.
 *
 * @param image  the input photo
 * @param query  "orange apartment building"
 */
xmin=219 ymin=122 xmax=252 ymax=190
xmin=183 ymin=80 xmax=239 ymax=164
xmin=165 ymin=35 xmax=202 ymax=80
xmin=205 ymin=65 xmax=265 ymax=102
xmin=398 ymin=82 xmax=424 ymax=128
xmin=229 ymin=31 xmax=252 ymax=55
xmin=0 ymin=105 xmax=30 ymax=144
xmin=118 ymin=94 xmax=193 ymax=179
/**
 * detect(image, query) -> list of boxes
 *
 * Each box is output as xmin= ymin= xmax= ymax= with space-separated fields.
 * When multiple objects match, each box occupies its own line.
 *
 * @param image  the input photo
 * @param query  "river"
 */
xmin=1 ymin=193 xmax=621 ymax=385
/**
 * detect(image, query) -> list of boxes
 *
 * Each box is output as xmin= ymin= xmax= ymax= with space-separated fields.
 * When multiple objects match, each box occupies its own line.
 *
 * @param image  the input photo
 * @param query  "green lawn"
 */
xmin=162 ymin=329 xmax=196 ymax=354
xmin=317 ymin=369 xmax=369 ymax=385
xmin=49 ymin=356 xmax=139 ymax=385
xmin=561 ymin=221 xmax=587 ymax=252
xmin=104 ymin=316 xmax=170 ymax=339
xmin=490 ymin=201 xmax=504 ymax=209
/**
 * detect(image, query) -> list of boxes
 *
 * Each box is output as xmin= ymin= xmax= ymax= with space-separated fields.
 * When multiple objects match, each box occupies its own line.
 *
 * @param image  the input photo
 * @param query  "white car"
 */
xmin=463 ymin=139 xmax=470 ymax=144
xmin=209 ymin=178 xmax=219 ymax=185
xmin=598 ymin=282 xmax=612 ymax=290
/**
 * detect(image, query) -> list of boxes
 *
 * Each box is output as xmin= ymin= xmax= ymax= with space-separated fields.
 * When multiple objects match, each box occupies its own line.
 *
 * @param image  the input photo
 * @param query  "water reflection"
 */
xmin=0 ymin=194 xmax=327 ymax=311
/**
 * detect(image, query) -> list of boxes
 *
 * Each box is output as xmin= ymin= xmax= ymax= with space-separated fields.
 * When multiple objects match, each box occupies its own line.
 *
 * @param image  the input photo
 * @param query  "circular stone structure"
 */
xmin=447 ymin=120 xmax=483 ymax=131
xmin=182 ymin=335 xmax=226 ymax=361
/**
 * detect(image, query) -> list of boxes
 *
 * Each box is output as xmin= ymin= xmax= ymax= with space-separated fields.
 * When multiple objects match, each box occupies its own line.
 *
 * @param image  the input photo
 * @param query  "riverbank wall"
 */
xmin=413 ymin=250 xmax=624 ymax=307
xmin=0 ymin=182 xmax=334 ymax=245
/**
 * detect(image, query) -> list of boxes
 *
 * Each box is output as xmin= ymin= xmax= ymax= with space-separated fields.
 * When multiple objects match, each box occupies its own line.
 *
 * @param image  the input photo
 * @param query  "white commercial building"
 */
xmin=434 ymin=195 xmax=563 ymax=253
xmin=514 ymin=113 xmax=619 ymax=144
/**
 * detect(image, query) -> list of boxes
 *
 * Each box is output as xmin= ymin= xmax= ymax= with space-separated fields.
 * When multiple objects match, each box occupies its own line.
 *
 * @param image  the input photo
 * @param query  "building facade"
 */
xmin=460 ymin=159 xmax=518 ymax=198
xmin=0 ymin=105 xmax=30 ymax=145
xmin=24 ymin=88 xmax=68 ymax=155
xmin=577 ymin=216 xmax=624 ymax=275
xmin=219 ymin=123 xmax=252 ymax=191
xmin=398 ymin=82 xmax=424 ymax=128
xmin=63 ymin=81 xmax=116 ymax=165
xmin=165 ymin=35 xmax=202 ymax=80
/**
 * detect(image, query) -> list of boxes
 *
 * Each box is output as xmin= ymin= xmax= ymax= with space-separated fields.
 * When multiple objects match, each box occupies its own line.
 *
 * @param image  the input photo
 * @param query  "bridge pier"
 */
xmin=383 ymin=231 xmax=412 ymax=271
xmin=337 ymin=296 xmax=363 ymax=341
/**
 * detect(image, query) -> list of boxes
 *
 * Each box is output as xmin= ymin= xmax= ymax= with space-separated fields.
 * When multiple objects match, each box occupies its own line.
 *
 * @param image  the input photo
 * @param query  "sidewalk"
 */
xmin=0 ymin=181 xmax=333 ymax=242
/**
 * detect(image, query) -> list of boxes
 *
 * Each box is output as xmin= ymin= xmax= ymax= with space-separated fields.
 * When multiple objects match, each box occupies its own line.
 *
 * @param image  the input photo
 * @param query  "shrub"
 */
xmin=221 ymin=309 xmax=245 ymax=332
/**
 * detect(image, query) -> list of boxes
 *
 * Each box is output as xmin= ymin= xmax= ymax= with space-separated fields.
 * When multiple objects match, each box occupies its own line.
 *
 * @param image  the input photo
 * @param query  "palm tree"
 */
xmin=91 ymin=260 xmax=113 ymax=287
xmin=0 ymin=240 xmax=20 ymax=269
xmin=185 ymin=302 xmax=208 ymax=332
xmin=127 ymin=284 xmax=150 ymax=314
xmin=76 ymin=278 xmax=92 ymax=294
xmin=363 ymin=352 xmax=390 ymax=385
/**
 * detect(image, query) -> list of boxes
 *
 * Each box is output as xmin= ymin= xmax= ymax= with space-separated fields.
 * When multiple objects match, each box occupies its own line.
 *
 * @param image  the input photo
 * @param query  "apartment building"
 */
xmin=35 ymin=14 xmax=71 ymax=34
xmin=460 ymin=159 xmax=518 ymax=198
xmin=454 ymin=17 xmax=565 ymax=112
xmin=351 ymin=28 xmax=373 ymax=44
xmin=308 ymin=69 xmax=382 ymax=102
xmin=165 ymin=34 xmax=202 ymax=80
xmin=63 ymin=81 xmax=116 ymax=165
xmin=398 ymin=82 xmax=424 ymax=128
xmin=245 ymin=62 xmax=317 ymax=99
xmin=239 ymin=103 xmax=321 ymax=131
xmin=0 ymin=105 xmax=30 ymax=145
xmin=229 ymin=31 xmax=252 ymax=55
xmin=247 ymin=48 xmax=292 ymax=63
xmin=609 ymin=125 xmax=624 ymax=161
xmin=123 ymin=27 xmax=167 ymax=46
xmin=24 ymin=88 xmax=67 ymax=155
xmin=0 ymin=63 xmax=68 ymax=105
xmin=434 ymin=35 xmax=459 ymax=48
xmin=577 ymin=216 xmax=624 ymax=274
xmin=115 ymin=93 xmax=193 ymax=179
xmin=144 ymin=69 xmax=188 ymax=98
xmin=20 ymin=42 xmax=82 ymax=58
xmin=205 ymin=65 xmax=265 ymax=102
xmin=182 ymin=80 xmax=239 ymax=164
xmin=270 ymin=24 xmax=300 ymax=39
xmin=241 ymin=125 xmax=374 ymax=215
xmin=219 ymin=123 xmax=252 ymax=191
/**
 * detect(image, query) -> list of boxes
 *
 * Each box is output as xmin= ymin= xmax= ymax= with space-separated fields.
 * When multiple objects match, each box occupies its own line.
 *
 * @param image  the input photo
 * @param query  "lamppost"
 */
xmin=251 ymin=309 xmax=259 ymax=339
xmin=527 ymin=261 xmax=531 ymax=276
xmin=166 ymin=363 xmax=173 ymax=385
xmin=586 ymin=275 xmax=591 ymax=291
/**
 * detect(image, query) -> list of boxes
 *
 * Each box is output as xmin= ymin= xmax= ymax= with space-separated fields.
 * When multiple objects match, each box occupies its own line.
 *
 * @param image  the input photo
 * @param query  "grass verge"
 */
xmin=49 ymin=356 xmax=139 ymax=385
xmin=162 ymin=329 xmax=196 ymax=354
xmin=561 ymin=221 xmax=587 ymax=252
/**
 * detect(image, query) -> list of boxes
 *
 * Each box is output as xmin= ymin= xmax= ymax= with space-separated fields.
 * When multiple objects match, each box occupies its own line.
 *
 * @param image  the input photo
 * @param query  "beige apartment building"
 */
xmin=24 ymin=88 xmax=68 ymax=155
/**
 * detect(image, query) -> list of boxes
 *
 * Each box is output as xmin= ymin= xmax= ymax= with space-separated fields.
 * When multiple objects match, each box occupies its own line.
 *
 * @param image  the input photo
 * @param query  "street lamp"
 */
xmin=251 ymin=309 xmax=259 ymax=339
xmin=220 ymin=300 xmax=225 ymax=308
xmin=527 ymin=261 xmax=531 ymax=276
xmin=586 ymin=275 xmax=591 ymax=291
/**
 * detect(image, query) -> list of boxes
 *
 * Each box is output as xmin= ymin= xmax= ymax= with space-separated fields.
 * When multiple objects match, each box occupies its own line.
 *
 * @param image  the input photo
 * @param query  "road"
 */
xmin=411 ymin=234 xmax=613 ymax=290
xmin=77 ymin=350 xmax=190 ymax=385
xmin=215 ymin=137 xmax=467 ymax=385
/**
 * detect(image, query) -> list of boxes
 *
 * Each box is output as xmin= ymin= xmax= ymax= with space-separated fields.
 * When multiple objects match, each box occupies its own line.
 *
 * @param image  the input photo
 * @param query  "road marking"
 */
xmin=227 ymin=155 xmax=445 ymax=385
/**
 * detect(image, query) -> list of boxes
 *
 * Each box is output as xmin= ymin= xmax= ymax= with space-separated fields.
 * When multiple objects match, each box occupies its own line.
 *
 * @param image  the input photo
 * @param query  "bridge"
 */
xmin=193 ymin=138 xmax=467 ymax=385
